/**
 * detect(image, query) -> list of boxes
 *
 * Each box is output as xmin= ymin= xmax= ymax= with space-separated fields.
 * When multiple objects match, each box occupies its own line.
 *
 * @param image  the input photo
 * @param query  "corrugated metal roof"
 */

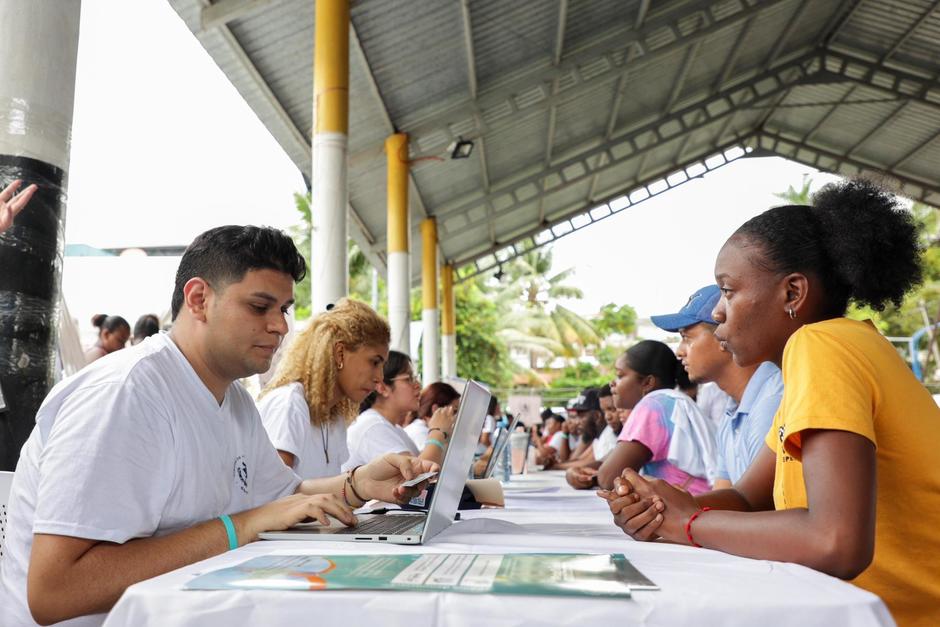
xmin=169 ymin=0 xmax=940 ymax=280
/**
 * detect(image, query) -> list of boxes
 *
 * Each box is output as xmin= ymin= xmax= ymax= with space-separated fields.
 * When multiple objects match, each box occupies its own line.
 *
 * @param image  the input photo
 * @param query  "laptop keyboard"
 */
xmin=334 ymin=515 xmax=426 ymax=536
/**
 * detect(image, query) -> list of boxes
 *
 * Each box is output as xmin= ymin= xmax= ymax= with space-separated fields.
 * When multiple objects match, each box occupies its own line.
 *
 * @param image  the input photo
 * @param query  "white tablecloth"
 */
xmin=103 ymin=471 xmax=894 ymax=627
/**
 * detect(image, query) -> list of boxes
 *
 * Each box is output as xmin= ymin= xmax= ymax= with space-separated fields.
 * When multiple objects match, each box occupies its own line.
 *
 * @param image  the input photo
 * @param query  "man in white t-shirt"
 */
xmin=0 ymin=226 xmax=434 ymax=627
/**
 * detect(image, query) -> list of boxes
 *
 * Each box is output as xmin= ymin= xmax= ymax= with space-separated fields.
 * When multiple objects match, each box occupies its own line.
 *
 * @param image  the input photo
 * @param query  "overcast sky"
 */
xmin=63 ymin=0 xmax=841 ymax=345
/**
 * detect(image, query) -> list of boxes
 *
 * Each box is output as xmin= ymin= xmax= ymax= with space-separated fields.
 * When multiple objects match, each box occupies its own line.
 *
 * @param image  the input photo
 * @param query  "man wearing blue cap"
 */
xmin=651 ymin=285 xmax=783 ymax=489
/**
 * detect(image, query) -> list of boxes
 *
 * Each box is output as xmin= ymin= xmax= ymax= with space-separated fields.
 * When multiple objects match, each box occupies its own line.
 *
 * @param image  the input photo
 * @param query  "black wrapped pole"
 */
xmin=0 ymin=1 xmax=81 ymax=470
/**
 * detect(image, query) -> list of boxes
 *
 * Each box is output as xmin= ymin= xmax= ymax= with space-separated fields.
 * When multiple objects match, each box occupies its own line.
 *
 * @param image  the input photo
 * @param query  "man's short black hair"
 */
xmin=171 ymin=225 xmax=306 ymax=320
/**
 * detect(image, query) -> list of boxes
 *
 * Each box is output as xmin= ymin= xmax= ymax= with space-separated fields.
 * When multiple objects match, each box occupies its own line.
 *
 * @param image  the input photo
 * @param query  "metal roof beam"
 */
xmin=754 ymin=130 xmax=940 ymax=205
xmin=349 ymin=23 xmax=429 ymax=225
xmin=762 ymin=0 xmax=810 ymax=69
xmin=821 ymin=0 xmax=864 ymax=46
xmin=881 ymin=0 xmax=940 ymax=64
xmin=664 ymin=40 xmax=701 ymax=113
xmin=451 ymin=137 xmax=752 ymax=278
xmin=554 ymin=0 xmax=569 ymax=65
xmin=200 ymin=0 xmax=279 ymax=31
xmin=459 ymin=0 xmax=478 ymax=100
xmin=427 ymin=51 xmax=821 ymax=229
xmin=842 ymin=100 xmax=911 ymax=157
xmin=801 ymin=84 xmax=857 ymax=143
xmin=635 ymin=0 xmax=651 ymax=30
xmin=422 ymin=72 xmax=812 ymax=258
xmin=819 ymin=47 xmax=940 ymax=109
xmin=586 ymin=72 xmax=630 ymax=202
xmin=347 ymin=0 xmax=791 ymax=164
xmin=714 ymin=16 xmax=755 ymax=90
xmin=891 ymin=126 xmax=940 ymax=170
xmin=746 ymin=0 xmax=811 ymax=132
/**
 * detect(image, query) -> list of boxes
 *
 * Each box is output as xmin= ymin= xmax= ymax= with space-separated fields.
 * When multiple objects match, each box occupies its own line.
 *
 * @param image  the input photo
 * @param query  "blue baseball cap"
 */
xmin=650 ymin=285 xmax=720 ymax=332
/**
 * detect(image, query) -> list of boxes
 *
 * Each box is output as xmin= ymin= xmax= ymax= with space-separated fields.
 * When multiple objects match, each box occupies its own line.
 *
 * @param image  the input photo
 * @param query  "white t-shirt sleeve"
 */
xmin=482 ymin=415 xmax=496 ymax=434
xmin=548 ymin=431 xmax=566 ymax=450
xmin=259 ymin=385 xmax=308 ymax=463
xmin=33 ymin=382 xmax=176 ymax=543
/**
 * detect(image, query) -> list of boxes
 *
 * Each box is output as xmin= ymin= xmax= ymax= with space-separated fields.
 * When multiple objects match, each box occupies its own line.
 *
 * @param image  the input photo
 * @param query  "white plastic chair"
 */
xmin=1 ymin=470 xmax=13 ymax=561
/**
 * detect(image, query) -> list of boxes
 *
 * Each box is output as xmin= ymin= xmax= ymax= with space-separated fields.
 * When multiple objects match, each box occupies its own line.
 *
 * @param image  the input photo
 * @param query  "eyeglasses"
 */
xmin=390 ymin=374 xmax=420 ymax=386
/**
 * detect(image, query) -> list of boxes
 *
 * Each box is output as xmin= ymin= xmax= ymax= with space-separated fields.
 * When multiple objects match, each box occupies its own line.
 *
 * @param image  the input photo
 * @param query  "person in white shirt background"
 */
xmin=259 ymin=298 xmax=392 ymax=479
xmin=0 ymin=225 xmax=436 ymax=627
xmin=405 ymin=381 xmax=460 ymax=450
xmin=344 ymin=351 xmax=455 ymax=470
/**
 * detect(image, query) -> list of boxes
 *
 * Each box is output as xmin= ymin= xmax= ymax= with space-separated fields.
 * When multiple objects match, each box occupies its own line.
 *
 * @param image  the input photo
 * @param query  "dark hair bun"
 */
xmin=92 ymin=314 xmax=108 ymax=328
xmin=811 ymin=178 xmax=921 ymax=311
xmin=735 ymin=178 xmax=922 ymax=316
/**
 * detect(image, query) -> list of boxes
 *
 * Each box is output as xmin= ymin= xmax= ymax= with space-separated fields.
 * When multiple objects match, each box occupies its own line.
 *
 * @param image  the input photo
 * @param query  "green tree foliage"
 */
xmin=593 ymin=303 xmax=638 ymax=338
xmin=496 ymin=246 xmax=600 ymax=367
xmin=288 ymin=192 xmax=312 ymax=320
xmin=453 ymin=273 xmax=514 ymax=388
xmin=548 ymin=361 xmax=610 ymax=391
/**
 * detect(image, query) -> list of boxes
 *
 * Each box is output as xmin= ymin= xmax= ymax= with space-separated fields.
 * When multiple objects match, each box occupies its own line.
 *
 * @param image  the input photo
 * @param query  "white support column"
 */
xmin=386 ymin=133 xmax=410 ymax=353
xmin=0 ymin=0 xmax=81 ymax=470
xmin=310 ymin=0 xmax=349 ymax=314
xmin=441 ymin=265 xmax=456 ymax=378
xmin=421 ymin=218 xmax=439 ymax=385
xmin=387 ymin=249 xmax=410 ymax=353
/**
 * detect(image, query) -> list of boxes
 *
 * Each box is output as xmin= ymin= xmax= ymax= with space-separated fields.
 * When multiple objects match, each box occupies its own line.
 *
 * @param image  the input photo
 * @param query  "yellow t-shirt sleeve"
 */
xmin=777 ymin=325 xmax=878 ymax=461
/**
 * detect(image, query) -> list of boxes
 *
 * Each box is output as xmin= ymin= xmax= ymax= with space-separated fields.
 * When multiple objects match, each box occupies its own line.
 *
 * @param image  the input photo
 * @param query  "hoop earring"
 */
xmin=787 ymin=308 xmax=796 ymax=320
xmin=337 ymin=361 xmax=344 ymax=370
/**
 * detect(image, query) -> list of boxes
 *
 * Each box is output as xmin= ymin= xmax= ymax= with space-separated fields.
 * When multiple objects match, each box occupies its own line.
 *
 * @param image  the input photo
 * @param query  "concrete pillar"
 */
xmin=0 ymin=0 xmax=81 ymax=470
xmin=421 ymin=218 xmax=439 ymax=385
xmin=441 ymin=264 xmax=456 ymax=378
xmin=311 ymin=0 xmax=349 ymax=313
xmin=386 ymin=133 xmax=410 ymax=353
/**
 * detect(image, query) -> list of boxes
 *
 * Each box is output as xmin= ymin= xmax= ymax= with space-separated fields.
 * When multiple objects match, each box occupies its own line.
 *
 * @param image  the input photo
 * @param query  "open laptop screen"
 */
xmin=422 ymin=380 xmax=490 ymax=540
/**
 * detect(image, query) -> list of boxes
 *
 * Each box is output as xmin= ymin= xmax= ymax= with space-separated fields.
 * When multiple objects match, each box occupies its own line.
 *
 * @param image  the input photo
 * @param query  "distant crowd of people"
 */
xmin=1 ymin=176 xmax=937 ymax=626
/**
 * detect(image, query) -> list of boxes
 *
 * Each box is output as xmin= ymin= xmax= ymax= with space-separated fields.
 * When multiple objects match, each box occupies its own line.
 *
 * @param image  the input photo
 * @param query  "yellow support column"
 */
xmin=386 ymin=133 xmax=410 ymax=353
xmin=441 ymin=265 xmax=457 ymax=378
xmin=421 ymin=218 xmax=439 ymax=384
xmin=311 ymin=0 xmax=350 ymax=313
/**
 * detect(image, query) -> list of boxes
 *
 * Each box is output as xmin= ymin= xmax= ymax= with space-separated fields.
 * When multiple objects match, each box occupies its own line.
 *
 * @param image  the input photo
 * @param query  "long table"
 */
xmin=103 ymin=471 xmax=895 ymax=627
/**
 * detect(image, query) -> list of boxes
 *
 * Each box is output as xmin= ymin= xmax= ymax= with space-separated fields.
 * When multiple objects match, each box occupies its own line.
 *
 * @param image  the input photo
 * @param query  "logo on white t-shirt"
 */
xmin=233 ymin=455 xmax=249 ymax=494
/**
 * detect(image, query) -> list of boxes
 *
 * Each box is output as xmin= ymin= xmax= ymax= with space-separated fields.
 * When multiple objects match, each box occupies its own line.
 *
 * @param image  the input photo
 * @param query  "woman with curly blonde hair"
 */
xmin=259 ymin=298 xmax=391 ymax=478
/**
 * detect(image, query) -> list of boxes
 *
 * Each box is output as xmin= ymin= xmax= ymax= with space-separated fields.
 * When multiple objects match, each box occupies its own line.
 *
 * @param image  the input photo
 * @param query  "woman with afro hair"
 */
xmin=605 ymin=179 xmax=940 ymax=626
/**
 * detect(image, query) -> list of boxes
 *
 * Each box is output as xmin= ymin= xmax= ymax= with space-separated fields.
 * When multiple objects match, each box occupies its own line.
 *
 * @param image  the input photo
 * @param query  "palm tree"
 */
xmin=494 ymin=247 xmax=600 ymax=370
xmin=774 ymin=173 xmax=813 ymax=205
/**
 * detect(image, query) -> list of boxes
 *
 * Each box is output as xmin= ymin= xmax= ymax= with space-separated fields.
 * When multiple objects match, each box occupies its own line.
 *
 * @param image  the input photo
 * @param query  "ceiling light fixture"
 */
xmin=450 ymin=137 xmax=474 ymax=159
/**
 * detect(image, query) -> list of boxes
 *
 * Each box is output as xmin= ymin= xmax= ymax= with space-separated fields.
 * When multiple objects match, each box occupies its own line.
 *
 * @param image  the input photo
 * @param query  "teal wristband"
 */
xmin=219 ymin=514 xmax=238 ymax=551
xmin=426 ymin=437 xmax=445 ymax=451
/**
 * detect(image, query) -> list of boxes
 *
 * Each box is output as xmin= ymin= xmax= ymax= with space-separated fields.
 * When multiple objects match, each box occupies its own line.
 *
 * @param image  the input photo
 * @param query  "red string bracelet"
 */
xmin=685 ymin=507 xmax=712 ymax=547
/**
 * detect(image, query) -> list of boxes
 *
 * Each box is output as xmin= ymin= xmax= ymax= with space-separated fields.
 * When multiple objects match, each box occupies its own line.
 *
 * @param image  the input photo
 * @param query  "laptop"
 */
xmin=259 ymin=380 xmax=491 ymax=545
xmin=482 ymin=415 xmax=520 ymax=478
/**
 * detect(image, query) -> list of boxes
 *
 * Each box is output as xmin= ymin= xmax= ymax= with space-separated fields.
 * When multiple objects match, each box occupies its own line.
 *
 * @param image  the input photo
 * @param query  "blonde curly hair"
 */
xmin=262 ymin=298 xmax=390 ymax=426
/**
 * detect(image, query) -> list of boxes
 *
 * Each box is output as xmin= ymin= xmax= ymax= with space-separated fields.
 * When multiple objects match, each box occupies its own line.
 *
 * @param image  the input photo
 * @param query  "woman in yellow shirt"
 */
xmin=603 ymin=179 xmax=940 ymax=626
